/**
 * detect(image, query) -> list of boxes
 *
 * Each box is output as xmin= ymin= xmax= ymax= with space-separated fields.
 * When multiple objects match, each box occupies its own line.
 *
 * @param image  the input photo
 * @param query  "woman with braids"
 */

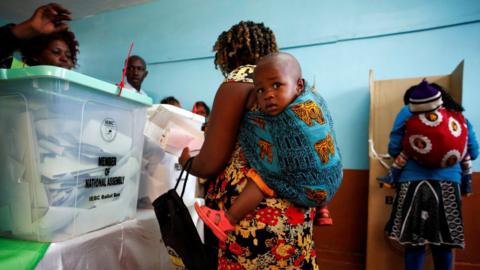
xmin=179 ymin=21 xmax=319 ymax=269
xmin=20 ymin=29 xmax=79 ymax=69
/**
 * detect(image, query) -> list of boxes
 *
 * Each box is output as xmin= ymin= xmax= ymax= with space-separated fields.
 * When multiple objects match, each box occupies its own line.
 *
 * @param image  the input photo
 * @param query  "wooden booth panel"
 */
xmin=455 ymin=172 xmax=480 ymax=270
xmin=314 ymin=169 xmax=369 ymax=270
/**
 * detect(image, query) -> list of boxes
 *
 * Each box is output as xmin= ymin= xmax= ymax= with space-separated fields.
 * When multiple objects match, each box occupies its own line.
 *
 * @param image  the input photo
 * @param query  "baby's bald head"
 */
xmin=255 ymin=52 xmax=302 ymax=82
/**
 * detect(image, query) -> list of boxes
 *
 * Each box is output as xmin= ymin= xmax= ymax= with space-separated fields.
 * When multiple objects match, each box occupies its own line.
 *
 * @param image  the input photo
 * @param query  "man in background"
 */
xmin=125 ymin=55 xmax=148 ymax=95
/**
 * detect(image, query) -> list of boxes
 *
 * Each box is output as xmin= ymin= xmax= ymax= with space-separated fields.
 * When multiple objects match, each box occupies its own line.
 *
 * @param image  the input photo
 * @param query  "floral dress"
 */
xmin=205 ymin=65 xmax=318 ymax=270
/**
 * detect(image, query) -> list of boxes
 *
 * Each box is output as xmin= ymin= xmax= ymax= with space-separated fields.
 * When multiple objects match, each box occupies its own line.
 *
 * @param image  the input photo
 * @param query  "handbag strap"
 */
xmin=174 ymin=157 xmax=194 ymax=198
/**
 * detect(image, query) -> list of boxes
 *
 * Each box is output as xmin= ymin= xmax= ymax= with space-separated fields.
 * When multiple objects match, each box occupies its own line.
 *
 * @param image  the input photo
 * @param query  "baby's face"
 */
xmin=254 ymin=63 xmax=302 ymax=116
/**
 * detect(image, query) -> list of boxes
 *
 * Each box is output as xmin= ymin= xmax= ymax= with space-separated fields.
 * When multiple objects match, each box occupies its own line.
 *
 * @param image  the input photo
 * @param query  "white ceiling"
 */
xmin=0 ymin=0 xmax=153 ymax=22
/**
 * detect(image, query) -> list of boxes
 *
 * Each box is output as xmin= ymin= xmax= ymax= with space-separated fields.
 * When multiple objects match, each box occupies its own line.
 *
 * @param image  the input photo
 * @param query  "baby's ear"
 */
xmin=296 ymin=78 xmax=305 ymax=94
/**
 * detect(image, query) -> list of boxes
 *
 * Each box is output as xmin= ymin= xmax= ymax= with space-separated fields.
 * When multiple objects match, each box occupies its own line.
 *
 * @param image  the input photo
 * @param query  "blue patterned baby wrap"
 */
xmin=239 ymin=87 xmax=343 ymax=207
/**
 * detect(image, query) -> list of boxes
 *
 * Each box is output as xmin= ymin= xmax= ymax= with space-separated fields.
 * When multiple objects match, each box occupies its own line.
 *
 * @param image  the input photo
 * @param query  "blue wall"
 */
xmin=70 ymin=0 xmax=480 ymax=170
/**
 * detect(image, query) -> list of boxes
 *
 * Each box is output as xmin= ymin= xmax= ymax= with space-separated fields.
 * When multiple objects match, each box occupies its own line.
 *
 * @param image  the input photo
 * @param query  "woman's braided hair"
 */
xmin=213 ymin=21 xmax=278 ymax=77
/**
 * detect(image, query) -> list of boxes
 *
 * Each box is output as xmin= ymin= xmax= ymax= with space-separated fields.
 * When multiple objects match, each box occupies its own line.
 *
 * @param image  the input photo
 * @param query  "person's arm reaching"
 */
xmin=388 ymin=106 xmax=411 ymax=157
xmin=1 ymin=3 xmax=71 ymax=65
xmin=466 ymin=119 xmax=479 ymax=160
xmin=179 ymin=82 xmax=253 ymax=178
xmin=12 ymin=3 xmax=71 ymax=39
xmin=0 ymin=25 xmax=23 ymax=65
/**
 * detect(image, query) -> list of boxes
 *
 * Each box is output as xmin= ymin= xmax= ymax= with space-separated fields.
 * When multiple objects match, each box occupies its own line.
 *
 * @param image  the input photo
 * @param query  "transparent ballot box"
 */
xmin=139 ymin=104 xmax=205 ymax=204
xmin=0 ymin=66 xmax=152 ymax=242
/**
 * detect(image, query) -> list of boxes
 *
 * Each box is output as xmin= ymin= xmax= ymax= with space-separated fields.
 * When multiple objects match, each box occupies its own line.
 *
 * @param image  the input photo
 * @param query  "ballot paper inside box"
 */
xmin=137 ymin=104 xmax=205 ymax=208
xmin=0 ymin=66 xmax=152 ymax=242
xmin=144 ymin=104 xmax=205 ymax=156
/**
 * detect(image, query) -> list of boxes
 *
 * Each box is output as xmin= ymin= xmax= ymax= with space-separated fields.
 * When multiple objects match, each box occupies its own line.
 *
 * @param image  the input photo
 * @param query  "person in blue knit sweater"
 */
xmin=378 ymin=80 xmax=474 ymax=195
xmin=384 ymin=82 xmax=478 ymax=270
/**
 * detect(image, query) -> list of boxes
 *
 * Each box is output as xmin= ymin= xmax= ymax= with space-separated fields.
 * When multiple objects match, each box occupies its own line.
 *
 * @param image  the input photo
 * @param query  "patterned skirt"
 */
xmin=385 ymin=180 xmax=464 ymax=248
xmin=205 ymin=145 xmax=318 ymax=269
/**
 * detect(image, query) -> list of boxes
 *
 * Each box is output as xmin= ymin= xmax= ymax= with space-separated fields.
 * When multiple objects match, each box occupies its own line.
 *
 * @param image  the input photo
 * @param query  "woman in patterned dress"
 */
xmin=179 ymin=21 xmax=319 ymax=269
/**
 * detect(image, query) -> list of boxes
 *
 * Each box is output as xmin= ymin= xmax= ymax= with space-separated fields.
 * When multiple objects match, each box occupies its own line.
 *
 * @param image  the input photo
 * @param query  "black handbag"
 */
xmin=152 ymin=158 xmax=211 ymax=270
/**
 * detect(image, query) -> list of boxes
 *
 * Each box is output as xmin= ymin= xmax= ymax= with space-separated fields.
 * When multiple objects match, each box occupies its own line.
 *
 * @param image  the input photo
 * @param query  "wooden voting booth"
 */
xmin=366 ymin=61 xmax=464 ymax=270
